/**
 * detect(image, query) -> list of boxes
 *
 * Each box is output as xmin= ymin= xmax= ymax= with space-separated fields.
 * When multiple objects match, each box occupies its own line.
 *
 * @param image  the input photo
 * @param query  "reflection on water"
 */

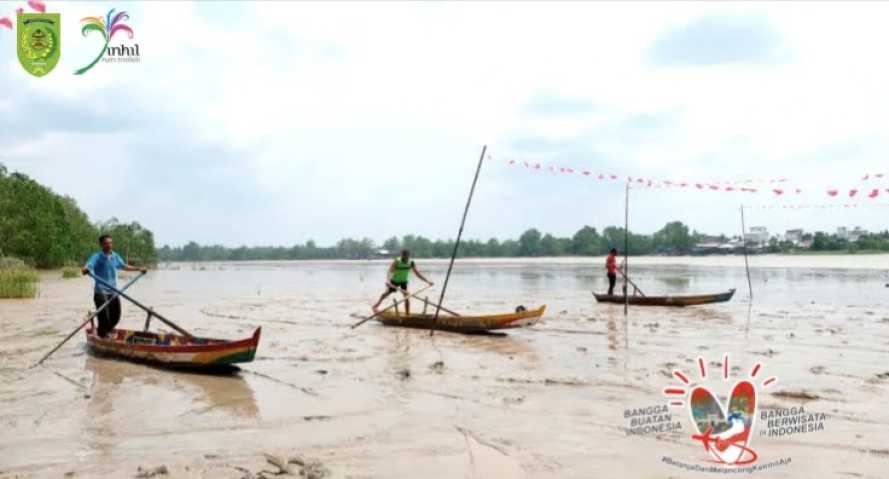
xmin=79 ymin=356 xmax=260 ymax=463
xmin=607 ymin=316 xmax=618 ymax=351
xmin=656 ymin=275 xmax=690 ymax=291
xmin=450 ymin=333 xmax=537 ymax=358
xmin=85 ymin=356 xmax=259 ymax=419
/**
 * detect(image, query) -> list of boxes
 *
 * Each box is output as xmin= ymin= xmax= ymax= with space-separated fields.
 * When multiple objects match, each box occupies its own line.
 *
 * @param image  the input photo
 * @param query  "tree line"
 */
xmin=4 ymin=163 xmax=885 ymax=267
xmin=157 ymin=221 xmax=704 ymax=261
xmin=0 ymin=165 xmax=158 ymax=268
xmin=766 ymin=231 xmax=889 ymax=253
xmin=159 ymin=222 xmax=889 ymax=262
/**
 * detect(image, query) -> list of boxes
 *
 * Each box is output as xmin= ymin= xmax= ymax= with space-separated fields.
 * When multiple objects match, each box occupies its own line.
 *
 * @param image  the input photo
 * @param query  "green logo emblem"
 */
xmin=16 ymin=13 xmax=60 ymax=77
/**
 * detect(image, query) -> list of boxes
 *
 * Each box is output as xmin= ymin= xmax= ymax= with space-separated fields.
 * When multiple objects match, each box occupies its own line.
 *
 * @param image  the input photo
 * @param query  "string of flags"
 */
xmin=746 ymin=203 xmax=889 ymax=210
xmin=0 ymin=1 xmax=46 ymax=30
xmin=495 ymin=155 xmax=889 ymax=199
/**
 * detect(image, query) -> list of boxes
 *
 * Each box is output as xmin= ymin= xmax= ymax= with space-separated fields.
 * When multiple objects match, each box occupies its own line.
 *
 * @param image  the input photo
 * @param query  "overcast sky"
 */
xmin=2 ymin=1 xmax=888 ymax=247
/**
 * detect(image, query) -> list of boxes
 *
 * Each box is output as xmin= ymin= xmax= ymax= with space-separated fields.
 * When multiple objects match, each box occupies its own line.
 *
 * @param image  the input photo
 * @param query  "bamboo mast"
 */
xmin=430 ymin=145 xmax=486 ymax=335
xmin=740 ymin=205 xmax=753 ymax=301
xmin=624 ymin=181 xmax=630 ymax=316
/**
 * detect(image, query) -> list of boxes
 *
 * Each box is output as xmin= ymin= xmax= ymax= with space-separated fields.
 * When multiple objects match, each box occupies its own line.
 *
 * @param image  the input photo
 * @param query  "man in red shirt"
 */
xmin=606 ymin=248 xmax=619 ymax=296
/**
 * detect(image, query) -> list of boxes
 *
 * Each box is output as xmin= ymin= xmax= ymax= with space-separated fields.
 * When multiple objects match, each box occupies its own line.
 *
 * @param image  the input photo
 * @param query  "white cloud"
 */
xmin=2 ymin=0 xmax=888 ymax=246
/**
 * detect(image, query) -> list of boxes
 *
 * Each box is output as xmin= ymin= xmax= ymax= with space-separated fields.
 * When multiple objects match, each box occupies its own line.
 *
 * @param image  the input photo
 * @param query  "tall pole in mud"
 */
xmin=740 ymin=205 xmax=753 ymax=301
xmin=624 ymin=181 xmax=629 ymax=316
xmin=430 ymin=145 xmax=486 ymax=336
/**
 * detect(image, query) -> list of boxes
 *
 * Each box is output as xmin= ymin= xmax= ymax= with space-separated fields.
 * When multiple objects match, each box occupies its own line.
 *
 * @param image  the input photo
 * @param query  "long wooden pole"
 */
xmin=624 ymin=181 xmax=630 ymax=316
xmin=430 ymin=145 xmax=486 ymax=335
xmin=616 ymin=263 xmax=645 ymax=297
xmin=87 ymin=272 xmax=193 ymax=338
xmin=350 ymin=284 xmax=433 ymax=328
xmin=33 ymin=271 xmax=146 ymax=367
xmin=420 ymin=295 xmax=461 ymax=317
xmin=740 ymin=205 xmax=754 ymax=301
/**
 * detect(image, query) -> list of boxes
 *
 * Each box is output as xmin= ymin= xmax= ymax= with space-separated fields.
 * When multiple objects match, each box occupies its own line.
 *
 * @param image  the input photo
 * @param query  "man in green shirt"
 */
xmin=372 ymin=249 xmax=433 ymax=314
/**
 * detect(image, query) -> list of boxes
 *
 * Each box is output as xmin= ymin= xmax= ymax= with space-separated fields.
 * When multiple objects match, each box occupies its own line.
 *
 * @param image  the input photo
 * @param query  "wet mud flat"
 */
xmin=1 ymin=256 xmax=888 ymax=478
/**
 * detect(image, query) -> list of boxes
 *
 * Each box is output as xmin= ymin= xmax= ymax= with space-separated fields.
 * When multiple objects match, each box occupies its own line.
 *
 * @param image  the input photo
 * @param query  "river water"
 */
xmin=1 ymin=256 xmax=887 ymax=478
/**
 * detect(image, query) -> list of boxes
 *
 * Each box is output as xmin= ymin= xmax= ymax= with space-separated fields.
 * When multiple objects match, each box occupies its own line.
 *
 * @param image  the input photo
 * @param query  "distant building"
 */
xmin=850 ymin=227 xmax=868 ymax=242
xmin=745 ymin=226 xmax=769 ymax=246
xmin=784 ymin=229 xmax=804 ymax=245
xmin=837 ymin=226 xmax=868 ymax=242
xmin=692 ymin=238 xmax=744 ymax=255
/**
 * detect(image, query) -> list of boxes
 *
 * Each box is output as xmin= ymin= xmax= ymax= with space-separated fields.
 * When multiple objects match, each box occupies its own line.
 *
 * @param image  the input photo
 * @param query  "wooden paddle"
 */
xmin=617 ymin=263 xmax=646 ymax=297
xmin=33 ymin=271 xmax=147 ymax=367
xmin=350 ymin=284 xmax=433 ymax=329
xmin=419 ymin=296 xmax=461 ymax=317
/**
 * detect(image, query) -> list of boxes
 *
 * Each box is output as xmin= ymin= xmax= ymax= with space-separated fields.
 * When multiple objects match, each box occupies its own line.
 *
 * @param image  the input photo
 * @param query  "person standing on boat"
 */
xmin=606 ymin=248 xmax=619 ymax=296
xmin=81 ymin=234 xmax=147 ymax=337
xmin=372 ymin=249 xmax=433 ymax=314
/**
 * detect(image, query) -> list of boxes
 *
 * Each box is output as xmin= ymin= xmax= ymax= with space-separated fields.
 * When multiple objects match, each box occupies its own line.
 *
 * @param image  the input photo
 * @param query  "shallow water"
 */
xmin=1 ymin=256 xmax=888 ymax=478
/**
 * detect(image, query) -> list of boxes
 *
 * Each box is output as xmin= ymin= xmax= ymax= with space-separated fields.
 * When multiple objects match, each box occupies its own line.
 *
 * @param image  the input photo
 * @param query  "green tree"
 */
xmin=500 ymin=239 xmax=520 ymax=257
xmin=382 ymin=236 xmax=400 ymax=253
xmin=571 ymin=226 xmax=601 ymax=255
xmin=601 ymin=226 xmax=625 ymax=252
xmin=0 ymin=166 xmax=153 ymax=268
xmin=181 ymin=241 xmax=201 ymax=261
xmin=484 ymin=238 xmax=502 ymax=257
xmin=518 ymin=228 xmax=542 ymax=256
xmin=653 ymin=221 xmax=693 ymax=253
xmin=98 ymin=218 xmax=157 ymax=265
xmin=540 ymin=233 xmax=567 ymax=256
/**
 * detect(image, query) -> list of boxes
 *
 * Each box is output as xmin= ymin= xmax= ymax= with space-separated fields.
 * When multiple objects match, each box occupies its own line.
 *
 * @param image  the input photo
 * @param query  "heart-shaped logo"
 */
xmin=688 ymin=380 xmax=758 ymax=465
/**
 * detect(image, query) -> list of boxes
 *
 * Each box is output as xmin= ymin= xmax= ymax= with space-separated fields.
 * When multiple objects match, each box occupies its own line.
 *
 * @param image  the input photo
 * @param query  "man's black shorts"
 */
xmin=387 ymin=281 xmax=408 ymax=293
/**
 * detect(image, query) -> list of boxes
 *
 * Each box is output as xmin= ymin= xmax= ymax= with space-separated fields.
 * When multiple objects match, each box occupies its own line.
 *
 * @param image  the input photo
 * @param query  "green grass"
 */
xmin=0 ymin=257 xmax=39 ymax=299
xmin=62 ymin=267 xmax=80 ymax=279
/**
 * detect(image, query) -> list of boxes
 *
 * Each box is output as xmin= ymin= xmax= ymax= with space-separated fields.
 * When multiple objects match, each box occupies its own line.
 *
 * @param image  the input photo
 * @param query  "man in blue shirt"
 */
xmin=81 ymin=234 xmax=147 ymax=337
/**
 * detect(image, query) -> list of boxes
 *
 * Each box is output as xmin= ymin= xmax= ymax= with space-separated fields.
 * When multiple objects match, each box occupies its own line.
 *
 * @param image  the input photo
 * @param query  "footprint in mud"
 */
xmin=302 ymin=415 xmax=332 ymax=422
xmin=772 ymin=390 xmax=821 ymax=401
xmin=752 ymin=349 xmax=779 ymax=358
xmin=457 ymin=427 xmax=525 ymax=479
xmin=429 ymin=361 xmax=445 ymax=374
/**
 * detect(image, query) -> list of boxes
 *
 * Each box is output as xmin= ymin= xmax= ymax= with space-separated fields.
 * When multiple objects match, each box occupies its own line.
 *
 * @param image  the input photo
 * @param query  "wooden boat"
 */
xmin=376 ymin=305 xmax=546 ymax=333
xmin=593 ymin=289 xmax=736 ymax=307
xmin=85 ymin=326 xmax=261 ymax=369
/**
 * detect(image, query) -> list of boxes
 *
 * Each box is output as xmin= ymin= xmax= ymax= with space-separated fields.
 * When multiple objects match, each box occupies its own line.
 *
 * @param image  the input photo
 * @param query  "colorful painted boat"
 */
xmin=85 ymin=326 xmax=261 ymax=369
xmin=376 ymin=305 xmax=546 ymax=333
xmin=593 ymin=289 xmax=735 ymax=307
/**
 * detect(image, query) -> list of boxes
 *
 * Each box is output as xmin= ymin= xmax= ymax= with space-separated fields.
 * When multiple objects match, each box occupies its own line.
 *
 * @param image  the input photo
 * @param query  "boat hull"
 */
xmin=593 ymin=289 xmax=735 ymax=307
xmin=377 ymin=305 xmax=546 ymax=333
xmin=85 ymin=327 xmax=261 ymax=369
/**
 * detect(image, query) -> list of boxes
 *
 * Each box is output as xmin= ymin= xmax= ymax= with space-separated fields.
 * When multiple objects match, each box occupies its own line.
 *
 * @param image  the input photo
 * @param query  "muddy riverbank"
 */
xmin=1 ymin=257 xmax=887 ymax=478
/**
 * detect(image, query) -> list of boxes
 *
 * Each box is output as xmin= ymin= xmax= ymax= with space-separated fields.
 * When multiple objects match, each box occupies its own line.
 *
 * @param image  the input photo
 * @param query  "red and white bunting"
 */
xmin=497 ymin=155 xmax=889 ymax=200
xmin=746 ymin=203 xmax=889 ymax=210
